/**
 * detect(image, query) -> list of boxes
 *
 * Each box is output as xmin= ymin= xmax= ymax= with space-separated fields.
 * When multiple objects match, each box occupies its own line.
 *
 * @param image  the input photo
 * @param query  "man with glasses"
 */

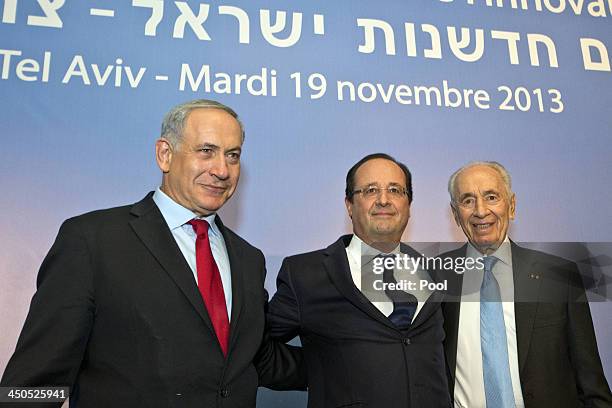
xmin=442 ymin=161 xmax=611 ymax=408
xmin=267 ymin=153 xmax=450 ymax=408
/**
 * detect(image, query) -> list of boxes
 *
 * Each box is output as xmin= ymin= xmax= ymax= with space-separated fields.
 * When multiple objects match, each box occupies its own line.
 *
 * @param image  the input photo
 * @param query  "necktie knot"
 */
xmin=380 ymin=254 xmax=396 ymax=283
xmin=188 ymin=219 xmax=210 ymax=238
xmin=483 ymin=255 xmax=498 ymax=274
xmin=481 ymin=255 xmax=500 ymax=299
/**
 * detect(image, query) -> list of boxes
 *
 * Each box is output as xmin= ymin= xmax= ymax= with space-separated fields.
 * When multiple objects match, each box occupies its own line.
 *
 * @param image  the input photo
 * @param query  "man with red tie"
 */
xmin=1 ymin=100 xmax=304 ymax=407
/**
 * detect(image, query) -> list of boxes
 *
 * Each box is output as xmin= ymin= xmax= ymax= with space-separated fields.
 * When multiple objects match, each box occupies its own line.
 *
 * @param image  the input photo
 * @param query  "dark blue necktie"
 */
xmin=381 ymin=256 xmax=417 ymax=330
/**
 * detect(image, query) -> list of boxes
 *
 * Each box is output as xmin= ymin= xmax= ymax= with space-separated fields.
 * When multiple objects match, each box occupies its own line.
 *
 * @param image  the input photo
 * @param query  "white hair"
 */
xmin=448 ymin=161 xmax=512 ymax=202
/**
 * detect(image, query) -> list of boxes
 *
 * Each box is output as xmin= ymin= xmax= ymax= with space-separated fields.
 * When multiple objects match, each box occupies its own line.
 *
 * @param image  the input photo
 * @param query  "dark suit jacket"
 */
xmin=268 ymin=235 xmax=451 ymax=408
xmin=441 ymin=242 xmax=612 ymax=408
xmin=1 ymin=193 xmax=304 ymax=408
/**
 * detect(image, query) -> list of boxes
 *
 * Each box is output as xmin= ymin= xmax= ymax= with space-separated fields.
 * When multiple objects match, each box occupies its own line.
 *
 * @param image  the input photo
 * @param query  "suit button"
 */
xmin=402 ymin=338 xmax=411 ymax=345
xmin=220 ymin=388 xmax=230 ymax=398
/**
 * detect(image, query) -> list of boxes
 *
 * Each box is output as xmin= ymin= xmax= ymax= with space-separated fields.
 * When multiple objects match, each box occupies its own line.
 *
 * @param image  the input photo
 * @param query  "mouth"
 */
xmin=200 ymin=184 xmax=228 ymax=195
xmin=372 ymin=212 xmax=395 ymax=217
xmin=472 ymin=222 xmax=494 ymax=232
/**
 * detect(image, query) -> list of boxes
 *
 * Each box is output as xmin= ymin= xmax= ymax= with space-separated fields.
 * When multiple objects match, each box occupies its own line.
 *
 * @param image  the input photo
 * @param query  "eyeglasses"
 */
xmin=351 ymin=185 xmax=409 ymax=199
xmin=454 ymin=194 xmax=502 ymax=209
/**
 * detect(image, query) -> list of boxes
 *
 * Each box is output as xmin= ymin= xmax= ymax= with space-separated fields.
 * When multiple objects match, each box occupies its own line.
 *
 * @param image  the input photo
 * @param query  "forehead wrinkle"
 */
xmin=357 ymin=174 xmax=406 ymax=187
xmin=363 ymin=181 xmax=404 ymax=187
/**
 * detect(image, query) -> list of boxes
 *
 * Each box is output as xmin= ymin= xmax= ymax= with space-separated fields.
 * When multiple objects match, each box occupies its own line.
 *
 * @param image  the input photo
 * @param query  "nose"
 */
xmin=210 ymin=155 xmax=230 ymax=180
xmin=473 ymin=196 xmax=489 ymax=217
xmin=376 ymin=189 xmax=391 ymax=206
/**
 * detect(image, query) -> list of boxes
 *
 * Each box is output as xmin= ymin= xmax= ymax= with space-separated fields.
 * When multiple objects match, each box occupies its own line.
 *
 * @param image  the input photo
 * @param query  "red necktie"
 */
xmin=188 ymin=219 xmax=230 ymax=357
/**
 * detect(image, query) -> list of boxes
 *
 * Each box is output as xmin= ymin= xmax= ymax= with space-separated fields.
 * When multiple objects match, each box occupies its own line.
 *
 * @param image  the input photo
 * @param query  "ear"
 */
xmin=155 ymin=138 xmax=173 ymax=173
xmin=345 ymin=197 xmax=353 ymax=220
xmin=509 ymin=193 xmax=516 ymax=221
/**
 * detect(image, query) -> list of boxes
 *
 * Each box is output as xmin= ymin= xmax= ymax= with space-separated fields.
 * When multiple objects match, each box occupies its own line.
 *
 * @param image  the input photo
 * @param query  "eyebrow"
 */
xmin=458 ymin=190 xmax=500 ymax=201
xmin=194 ymin=142 xmax=219 ymax=150
xmin=458 ymin=192 xmax=475 ymax=201
xmin=364 ymin=182 xmax=403 ymax=187
xmin=194 ymin=143 xmax=242 ymax=153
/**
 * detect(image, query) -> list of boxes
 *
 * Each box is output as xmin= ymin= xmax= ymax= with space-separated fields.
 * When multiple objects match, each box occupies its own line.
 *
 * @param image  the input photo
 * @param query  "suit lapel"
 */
xmin=512 ymin=242 xmax=541 ymax=372
xmin=215 ymin=216 xmax=245 ymax=355
xmin=442 ymin=243 xmax=542 ymax=385
xmin=443 ymin=296 xmax=461 ymax=388
xmin=440 ymin=246 xmax=466 ymax=387
xmin=129 ymin=194 xmax=216 ymax=335
xmin=399 ymin=243 xmax=445 ymax=331
xmin=410 ymin=290 xmax=444 ymax=329
xmin=323 ymin=236 xmax=398 ymax=331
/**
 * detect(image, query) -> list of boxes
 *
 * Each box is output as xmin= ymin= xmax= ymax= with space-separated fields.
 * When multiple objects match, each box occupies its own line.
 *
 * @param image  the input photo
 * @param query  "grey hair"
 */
xmin=448 ymin=161 xmax=513 ymax=202
xmin=160 ymin=99 xmax=245 ymax=147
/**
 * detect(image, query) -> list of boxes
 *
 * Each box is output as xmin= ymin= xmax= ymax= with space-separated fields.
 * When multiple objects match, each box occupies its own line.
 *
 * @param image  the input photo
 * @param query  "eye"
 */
xmin=461 ymin=197 xmax=475 ymax=207
xmin=226 ymin=151 xmax=241 ymax=163
xmin=388 ymin=186 xmax=403 ymax=195
xmin=485 ymin=194 xmax=500 ymax=202
xmin=198 ymin=148 xmax=213 ymax=155
xmin=364 ymin=186 xmax=380 ymax=196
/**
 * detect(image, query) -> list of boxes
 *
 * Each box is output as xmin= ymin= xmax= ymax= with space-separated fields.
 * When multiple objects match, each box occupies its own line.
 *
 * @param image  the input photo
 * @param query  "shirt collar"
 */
xmin=466 ymin=235 xmax=512 ymax=266
xmin=347 ymin=234 xmax=400 ymax=266
xmin=152 ymin=188 xmax=220 ymax=237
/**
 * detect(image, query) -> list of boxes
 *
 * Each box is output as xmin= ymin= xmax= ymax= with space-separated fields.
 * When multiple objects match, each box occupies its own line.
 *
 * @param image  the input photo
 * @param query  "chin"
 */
xmin=199 ymin=198 xmax=225 ymax=209
xmin=477 ymin=240 xmax=501 ymax=250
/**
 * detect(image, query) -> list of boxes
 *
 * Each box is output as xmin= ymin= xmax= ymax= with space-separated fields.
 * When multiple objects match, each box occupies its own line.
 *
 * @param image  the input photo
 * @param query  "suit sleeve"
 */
xmin=254 ymin=257 xmax=307 ymax=390
xmin=267 ymin=258 xmax=302 ymax=341
xmin=1 ymin=218 xmax=95 ymax=402
xmin=567 ymin=263 xmax=612 ymax=407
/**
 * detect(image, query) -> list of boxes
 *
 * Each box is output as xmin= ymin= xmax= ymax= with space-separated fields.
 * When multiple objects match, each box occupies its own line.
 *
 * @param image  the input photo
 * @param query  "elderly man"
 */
xmin=1 ymin=99 xmax=304 ymax=407
xmin=442 ymin=161 xmax=612 ymax=408
xmin=268 ymin=153 xmax=450 ymax=408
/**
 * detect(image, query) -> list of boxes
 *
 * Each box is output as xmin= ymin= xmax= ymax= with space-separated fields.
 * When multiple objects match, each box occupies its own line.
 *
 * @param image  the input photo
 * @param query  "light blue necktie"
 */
xmin=480 ymin=256 xmax=515 ymax=408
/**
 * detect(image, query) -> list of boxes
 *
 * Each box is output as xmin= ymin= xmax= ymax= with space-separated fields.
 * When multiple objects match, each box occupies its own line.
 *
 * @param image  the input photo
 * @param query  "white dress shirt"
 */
xmin=454 ymin=238 xmax=524 ymax=408
xmin=153 ymin=188 xmax=232 ymax=319
xmin=345 ymin=234 xmax=429 ymax=320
